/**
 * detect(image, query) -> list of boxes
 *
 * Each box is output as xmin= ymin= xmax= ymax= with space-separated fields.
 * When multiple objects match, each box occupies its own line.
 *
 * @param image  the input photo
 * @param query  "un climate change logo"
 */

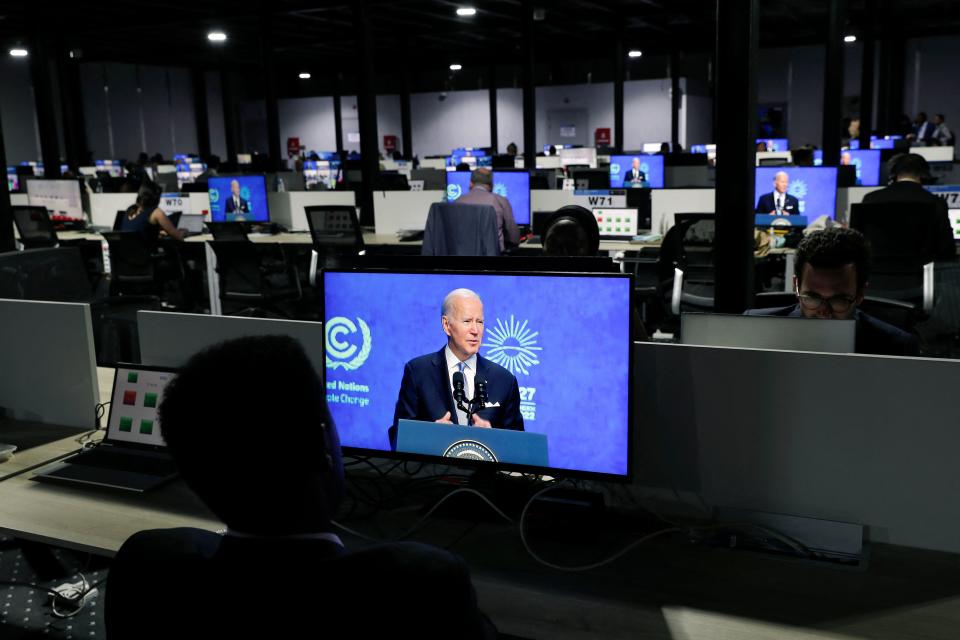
xmin=446 ymin=184 xmax=462 ymax=201
xmin=484 ymin=315 xmax=542 ymax=376
xmin=326 ymin=317 xmax=372 ymax=371
xmin=209 ymin=189 xmax=220 ymax=204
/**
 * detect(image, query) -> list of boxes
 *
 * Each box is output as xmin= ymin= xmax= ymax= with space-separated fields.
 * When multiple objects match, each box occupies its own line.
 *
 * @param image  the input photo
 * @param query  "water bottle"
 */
xmin=276 ymin=176 xmax=285 ymax=192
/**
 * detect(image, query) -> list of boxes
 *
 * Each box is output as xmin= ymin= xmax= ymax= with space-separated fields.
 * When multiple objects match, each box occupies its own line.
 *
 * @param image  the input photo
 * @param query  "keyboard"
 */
xmin=66 ymin=448 xmax=178 ymax=477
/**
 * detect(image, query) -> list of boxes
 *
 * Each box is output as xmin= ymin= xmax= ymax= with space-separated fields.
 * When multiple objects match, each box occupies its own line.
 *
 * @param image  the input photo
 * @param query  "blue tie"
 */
xmin=457 ymin=362 xmax=466 ymax=373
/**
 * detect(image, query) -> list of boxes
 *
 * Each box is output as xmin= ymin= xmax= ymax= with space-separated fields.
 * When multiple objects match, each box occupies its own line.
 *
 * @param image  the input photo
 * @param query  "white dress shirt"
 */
xmin=445 ymin=345 xmax=477 ymax=425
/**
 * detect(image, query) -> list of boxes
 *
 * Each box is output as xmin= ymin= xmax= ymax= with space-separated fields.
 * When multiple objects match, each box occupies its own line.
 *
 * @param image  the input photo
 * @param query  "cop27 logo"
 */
xmin=326 ymin=317 xmax=372 ymax=370
xmin=446 ymin=184 xmax=462 ymax=201
xmin=493 ymin=182 xmax=508 ymax=198
xmin=789 ymin=179 xmax=808 ymax=214
xmin=483 ymin=315 xmax=542 ymax=376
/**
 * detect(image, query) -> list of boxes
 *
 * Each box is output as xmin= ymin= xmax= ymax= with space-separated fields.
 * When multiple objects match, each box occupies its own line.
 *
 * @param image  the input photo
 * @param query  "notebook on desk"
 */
xmin=32 ymin=364 xmax=179 ymax=493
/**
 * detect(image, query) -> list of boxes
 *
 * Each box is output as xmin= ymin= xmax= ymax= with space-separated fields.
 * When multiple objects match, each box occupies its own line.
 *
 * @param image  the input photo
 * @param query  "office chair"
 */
xmin=167 ymin=212 xmax=182 ymax=229
xmin=0 ymin=246 xmax=92 ymax=302
xmin=658 ymin=213 xmax=716 ymax=321
xmin=304 ymin=206 xmax=365 ymax=285
xmin=422 ymin=202 xmax=500 ymax=256
xmin=849 ymin=202 xmax=940 ymax=311
xmin=12 ymin=206 xmax=58 ymax=249
xmin=102 ymin=232 xmax=162 ymax=297
xmin=209 ymin=241 xmax=302 ymax=318
xmin=112 ymin=210 xmax=126 ymax=231
xmin=541 ymin=205 xmax=600 ymax=256
xmin=208 ymin=222 xmax=250 ymax=242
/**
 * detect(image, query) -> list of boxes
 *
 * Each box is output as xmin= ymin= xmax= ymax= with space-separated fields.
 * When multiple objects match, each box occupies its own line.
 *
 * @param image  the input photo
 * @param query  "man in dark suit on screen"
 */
xmin=756 ymin=171 xmax=801 ymax=215
xmin=392 ymin=288 xmax=524 ymax=448
xmin=107 ymin=336 xmax=496 ymax=639
xmin=224 ymin=179 xmax=250 ymax=219
xmin=622 ymin=157 xmax=649 ymax=188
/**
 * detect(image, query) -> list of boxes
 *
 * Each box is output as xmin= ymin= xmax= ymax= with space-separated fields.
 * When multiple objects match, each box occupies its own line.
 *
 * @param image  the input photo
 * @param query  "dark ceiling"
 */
xmin=2 ymin=0 xmax=960 ymax=96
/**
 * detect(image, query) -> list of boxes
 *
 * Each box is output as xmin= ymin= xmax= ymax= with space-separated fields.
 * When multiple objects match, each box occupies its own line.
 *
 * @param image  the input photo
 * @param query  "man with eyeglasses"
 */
xmin=746 ymin=228 xmax=920 ymax=356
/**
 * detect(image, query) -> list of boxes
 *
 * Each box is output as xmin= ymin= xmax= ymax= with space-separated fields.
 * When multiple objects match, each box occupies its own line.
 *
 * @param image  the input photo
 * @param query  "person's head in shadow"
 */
xmin=794 ymin=227 xmax=870 ymax=321
xmin=542 ymin=205 xmax=599 ymax=256
xmin=159 ymin=335 xmax=344 ymax=535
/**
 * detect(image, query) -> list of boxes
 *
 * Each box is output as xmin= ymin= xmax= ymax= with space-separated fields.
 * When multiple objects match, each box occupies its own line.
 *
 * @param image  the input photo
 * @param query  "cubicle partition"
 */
xmin=0 ymin=299 xmax=99 ymax=428
xmin=267 ymin=191 xmax=357 ymax=231
xmin=634 ymin=342 xmax=960 ymax=554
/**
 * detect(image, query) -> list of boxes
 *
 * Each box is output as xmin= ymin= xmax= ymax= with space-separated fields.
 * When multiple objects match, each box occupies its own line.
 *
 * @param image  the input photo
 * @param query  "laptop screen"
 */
xmin=107 ymin=366 xmax=175 ymax=447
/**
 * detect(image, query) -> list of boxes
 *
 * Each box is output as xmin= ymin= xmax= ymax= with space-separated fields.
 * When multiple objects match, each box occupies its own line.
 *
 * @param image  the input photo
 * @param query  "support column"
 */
xmin=0 ymin=105 xmax=14 ymax=252
xmin=57 ymin=45 xmax=88 ymax=169
xmin=671 ymin=51 xmax=682 ymax=150
xmin=261 ymin=15 xmax=282 ymax=171
xmin=821 ymin=0 xmax=847 ymax=165
xmin=192 ymin=68 xmax=211 ymax=159
xmin=613 ymin=27 xmax=624 ymax=152
xmin=220 ymin=67 xmax=240 ymax=164
xmin=858 ymin=0 xmax=878 ymax=147
xmin=354 ymin=0 xmax=380 ymax=226
xmin=488 ymin=65 xmax=498 ymax=153
xmin=29 ymin=33 xmax=62 ymax=177
xmin=521 ymin=1 xmax=536 ymax=168
xmin=876 ymin=0 xmax=905 ymax=136
xmin=400 ymin=69 xmax=413 ymax=159
xmin=714 ymin=0 xmax=759 ymax=313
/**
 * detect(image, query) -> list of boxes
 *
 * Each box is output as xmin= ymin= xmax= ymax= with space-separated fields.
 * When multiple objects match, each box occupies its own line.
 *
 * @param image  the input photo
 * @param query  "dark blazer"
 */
xmin=391 ymin=347 xmax=524 ymax=446
xmin=106 ymin=527 xmax=496 ymax=639
xmin=225 ymin=195 xmax=250 ymax=214
xmin=915 ymin=120 xmax=935 ymax=142
xmin=861 ymin=180 xmax=956 ymax=262
xmin=756 ymin=192 xmax=800 ymax=215
xmin=744 ymin=304 xmax=920 ymax=357
xmin=622 ymin=169 xmax=647 ymax=188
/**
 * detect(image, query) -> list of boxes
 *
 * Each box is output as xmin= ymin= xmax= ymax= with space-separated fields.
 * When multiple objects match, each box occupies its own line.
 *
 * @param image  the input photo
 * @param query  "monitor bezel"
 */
xmin=105 ymin=362 xmax=179 ymax=452
xmin=320 ymin=267 xmax=635 ymax=483
xmin=208 ymin=173 xmax=270 ymax=223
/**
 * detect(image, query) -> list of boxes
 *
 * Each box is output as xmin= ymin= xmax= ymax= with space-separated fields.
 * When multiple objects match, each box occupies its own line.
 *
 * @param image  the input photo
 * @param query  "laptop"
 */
xmin=681 ymin=313 xmax=856 ymax=354
xmin=32 ymin=364 xmax=179 ymax=492
xmin=177 ymin=213 xmax=206 ymax=235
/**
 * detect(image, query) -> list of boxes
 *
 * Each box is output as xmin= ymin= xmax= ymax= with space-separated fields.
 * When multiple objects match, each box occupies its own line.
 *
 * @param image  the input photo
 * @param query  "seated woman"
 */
xmin=119 ymin=181 xmax=185 ymax=242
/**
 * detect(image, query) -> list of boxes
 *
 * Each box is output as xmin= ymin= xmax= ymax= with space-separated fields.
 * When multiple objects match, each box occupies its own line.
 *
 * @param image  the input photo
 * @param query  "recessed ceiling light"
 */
xmin=299 ymin=72 xmax=311 ymax=79
xmin=844 ymin=35 xmax=857 ymax=43
xmin=9 ymin=48 xmax=28 ymax=58
xmin=207 ymin=31 xmax=227 ymax=43
xmin=450 ymin=64 xmax=463 ymax=71
xmin=628 ymin=50 xmax=642 ymax=58
xmin=456 ymin=7 xmax=477 ymax=16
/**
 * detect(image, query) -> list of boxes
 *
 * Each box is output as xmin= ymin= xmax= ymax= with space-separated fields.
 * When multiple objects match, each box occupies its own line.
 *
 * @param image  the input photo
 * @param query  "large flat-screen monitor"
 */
xmin=25 ymin=178 xmax=84 ymax=221
xmin=813 ymin=149 xmax=881 ymax=186
xmin=445 ymin=170 xmax=531 ymax=226
xmin=754 ymin=166 xmax=839 ymax=219
xmin=757 ymin=138 xmax=789 ymax=152
xmin=208 ymin=175 xmax=269 ymax=223
xmin=322 ymin=269 xmax=633 ymax=480
xmin=607 ymin=154 xmax=666 ymax=189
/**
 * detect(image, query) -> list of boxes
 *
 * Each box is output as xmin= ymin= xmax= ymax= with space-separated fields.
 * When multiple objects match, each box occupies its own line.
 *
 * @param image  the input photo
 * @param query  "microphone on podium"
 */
xmin=452 ymin=371 xmax=468 ymax=411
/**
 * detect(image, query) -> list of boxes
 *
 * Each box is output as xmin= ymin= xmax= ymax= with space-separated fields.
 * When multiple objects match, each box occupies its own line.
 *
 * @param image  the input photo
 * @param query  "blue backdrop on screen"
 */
xmin=607 ymin=155 xmax=665 ymax=189
xmin=813 ymin=149 xmax=881 ymax=186
xmin=754 ymin=167 xmax=839 ymax=218
xmin=757 ymin=138 xmax=789 ymax=152
xmin=323 ymin=271 xmax=631 ymax=476
xmin=208 ymin=175 xmax=269 ymax=222
xmin=445 ymin=171 xmax=531 ymax=225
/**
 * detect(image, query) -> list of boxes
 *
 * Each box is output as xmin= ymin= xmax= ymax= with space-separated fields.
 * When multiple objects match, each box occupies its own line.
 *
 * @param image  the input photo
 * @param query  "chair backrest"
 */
xmin=541 ymin=205 xmax=600 ymax=256
xmin=304 ymin=205 xmax=365 ymax=254
xmin=422 ymin=202 xmax=500 ymax=256
xmin=209 ymin=240 xmax=268 ymax=299
xmin=102 ymin=231 xmax=155 ymax=283
xmin=849 ymin=201 xmax=941 ymax=264
xmin=12 ymin=206 xmax=58 ymax=248
xmin=208 ymin=222 xmax=249 ymax=242
xmin=167 ymin=211 xmax=182 ymax=228
xmin=113 ymin=210 xmax=126 ymax=231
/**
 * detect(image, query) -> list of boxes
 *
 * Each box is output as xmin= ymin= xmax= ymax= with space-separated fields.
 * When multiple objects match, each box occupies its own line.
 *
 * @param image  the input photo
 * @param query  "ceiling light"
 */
xmin=844 ymin=35 xmax=857 ymax=43
xmin=207 ymin=31 xmax=227 ymax=43
xmin=9 ymin=48 xmax=28 ymax=58
xmin=628 ymin=50 xmax=642 ymax=58
xmin=456 ymin=7 xmax=477 ymax=16
xmin=449 ymin=64 xmax=462 ymax=71
xmin=299 ymin=72 xmax=311 ymax=79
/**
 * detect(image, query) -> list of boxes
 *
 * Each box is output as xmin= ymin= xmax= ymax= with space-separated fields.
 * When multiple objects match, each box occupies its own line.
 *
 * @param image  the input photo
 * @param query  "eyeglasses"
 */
xmin=795 ymin=286 xmax=857 ymax=313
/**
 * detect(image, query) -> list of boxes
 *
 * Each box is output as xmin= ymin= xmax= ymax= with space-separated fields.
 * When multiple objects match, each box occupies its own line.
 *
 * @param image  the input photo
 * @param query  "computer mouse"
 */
xmin=0 ymin=443 xmax=17 ymax=463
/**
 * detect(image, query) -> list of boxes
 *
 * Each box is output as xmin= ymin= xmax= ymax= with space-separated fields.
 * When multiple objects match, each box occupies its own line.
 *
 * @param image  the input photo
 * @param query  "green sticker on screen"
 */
xmin=144 ymin=393 xmax=158 ymax=408
xmin=127 ymin=372 xmax=139 ymax=383
xmin=139 ymin=420 xmax=154 ymax=435
xmin=119 ymin=417 xmax=133 ymax=432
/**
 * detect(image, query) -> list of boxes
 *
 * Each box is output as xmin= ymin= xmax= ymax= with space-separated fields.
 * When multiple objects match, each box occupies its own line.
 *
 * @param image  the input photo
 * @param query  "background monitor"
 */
xmin=559 ymin=147 xmax=597 ymax=168
xmin=608 ymin=154 xmax=666 ymax=189
xmin=25 ymin=178 xmax=84 ymax=221
xmin=641 ymin=143 xmax=663 ymax=153
xmin=813 ymin=149 xmax=881 ymax=186
xmin=6 ymin=167 xmax=18 ymax=192
xmin=208 ymin=175 xmax=270 ymax=223
xmin=754 ymin=166 xmax=839 ymax=219
xmin=322 ymin=269 xmax=632 ymax=479
xmin=757 ymin=138 xmax=789 ymax=152
xmin=445 ymin=170 xmax=531 ymax=226
xmin=237 ymin=153 xmax=253 ymax=165
xmin=95 ymin=160 xmax=124 ymax=178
